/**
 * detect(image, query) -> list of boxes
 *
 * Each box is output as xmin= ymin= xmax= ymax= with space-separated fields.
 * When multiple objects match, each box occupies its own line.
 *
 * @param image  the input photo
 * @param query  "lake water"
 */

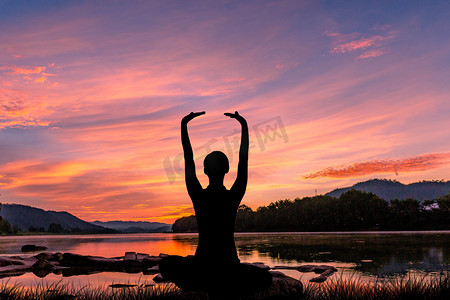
xmin=1 ymin=231 xmax=449 ymax=287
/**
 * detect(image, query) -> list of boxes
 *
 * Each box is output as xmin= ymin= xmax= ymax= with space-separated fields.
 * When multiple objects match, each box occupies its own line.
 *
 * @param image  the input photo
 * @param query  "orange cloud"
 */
xmin=304 ymin=153 xmax=450 ymax=179
xmin=0 ymin=174 xmax=13 ymax=186
xmin=1 ymin=64 xmax=56 ymax=85
xmin=34 ymin=77 xmax=47 ymax=83
xmin=6 ymin=65 xmax=46 ymax=75
xmin=149 ymin=205 xmax=195 ymax=222
xmin=0 ymin=97 xmax=52 ymax=130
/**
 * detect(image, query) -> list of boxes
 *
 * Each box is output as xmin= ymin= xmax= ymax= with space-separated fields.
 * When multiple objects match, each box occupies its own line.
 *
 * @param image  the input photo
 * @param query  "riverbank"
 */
xmin=1 ymin=272 xmax=449 ymax=299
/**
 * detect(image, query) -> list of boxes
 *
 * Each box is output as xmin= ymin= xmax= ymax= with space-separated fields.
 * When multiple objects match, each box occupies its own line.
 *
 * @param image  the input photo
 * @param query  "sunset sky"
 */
xmin=1 ymin=1 xmax=450 ymax=223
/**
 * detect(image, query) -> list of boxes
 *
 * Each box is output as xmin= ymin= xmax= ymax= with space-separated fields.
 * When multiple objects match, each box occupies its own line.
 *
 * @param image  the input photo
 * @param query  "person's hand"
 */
xmin=224 ymin=111 xmax=246 ymax=124
xmin=182 ymin=111 xmax=205 ymax=123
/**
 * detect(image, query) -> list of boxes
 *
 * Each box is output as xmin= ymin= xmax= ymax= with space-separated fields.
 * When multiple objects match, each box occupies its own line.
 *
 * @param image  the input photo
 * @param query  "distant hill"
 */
xmin=0 ymin=204 xmax=114 ymax=233
xmin=91 ymin=220 xmax=171 ymax=233
xmin=326 ymin=179 xmax=450 ymax=201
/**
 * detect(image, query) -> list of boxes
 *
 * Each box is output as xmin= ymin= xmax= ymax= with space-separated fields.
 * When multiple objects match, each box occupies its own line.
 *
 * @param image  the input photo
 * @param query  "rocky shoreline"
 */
xmin=0 ymin=249 xmax=337 ymax=296
xmin=0 ymin=251 xmax=163 ymax=279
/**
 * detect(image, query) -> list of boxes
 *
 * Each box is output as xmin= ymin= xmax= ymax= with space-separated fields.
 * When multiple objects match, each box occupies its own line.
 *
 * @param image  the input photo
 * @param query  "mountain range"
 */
xmin=0 ymin=204 xmax=112 ymax=233
xmin=0 ymin=204 xmax=171 ymax=233
xmin=91 ymin=220 xmax=172 ymax=233
xmin=326 ymin=179 xmax=450 ymax=201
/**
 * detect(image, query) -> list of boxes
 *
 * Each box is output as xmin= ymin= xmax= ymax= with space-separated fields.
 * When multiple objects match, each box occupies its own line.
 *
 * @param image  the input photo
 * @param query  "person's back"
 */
xmin=194 ymin=185 xmax=240 ymax=264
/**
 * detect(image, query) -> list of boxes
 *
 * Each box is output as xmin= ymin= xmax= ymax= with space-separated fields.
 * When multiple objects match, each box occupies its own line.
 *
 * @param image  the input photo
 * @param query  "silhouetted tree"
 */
xmin=388 ymin=198 xmax=421 ymax=230
xmin=337 ymin=190 xmax=388 ymax=230
xmin=172 ymin=215 xmax=198 ymax=232
xmin=437 ymin=193 xmax=450 ymax=212
xmin=12 ymin=225 xmax=19 ymax=234
xmin=235 ymin=205 xmax=255 ymax=231
xmin=71 ymin=227 xmax=82 ymax=233
xmin=0 ymin=203 xmax=13 ymax=234
xmin=48 ymin=223 xmax=64 ymax=233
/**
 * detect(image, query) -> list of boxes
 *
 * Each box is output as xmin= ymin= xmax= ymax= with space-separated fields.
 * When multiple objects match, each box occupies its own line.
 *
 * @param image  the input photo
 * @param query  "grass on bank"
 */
xmin=0 ymin=272 xmax=449 ymax=300
xmin=302 ymin=272 xmax=450 ymax=300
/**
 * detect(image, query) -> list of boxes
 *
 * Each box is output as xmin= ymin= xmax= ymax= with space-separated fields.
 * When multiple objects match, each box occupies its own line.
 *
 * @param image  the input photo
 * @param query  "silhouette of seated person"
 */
xmin=159 ymin=111 xmax=272 ymax=295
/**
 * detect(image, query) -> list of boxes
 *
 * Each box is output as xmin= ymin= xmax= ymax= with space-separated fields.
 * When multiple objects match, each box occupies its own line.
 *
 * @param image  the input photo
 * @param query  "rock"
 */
xmin=124 ymin=252 xmax=137 ymax=260
xmin=0 ymin=256 xmax=37 ymax=279
xmin=9 ymin=256 xmax=24 ymax=260
xmin=21 ymin=245 xmax=48 ymax=252
xmin=148 ymin=265 xmax=159 ymax=272
xmin=0 ymin=257 xmax=25 ymax=267
xmin=153 ymin=273 xmax=168 ymax=283
xmin=60 ymin=253 xmax=148 ymax=274
xmin=320 ymin=269 xmax=336 ymax=277
xmin=32 ymin=259 xmax=54 ymax=270
xmin=310 ymin=275 xmax=327 ymax=283
xmin=273 ymin=264 xmax=337 ymax=282
xmin=61 ymin=253 xmax=121 ymax=266
xmin=142 ymin=256 xmax=161 ymax=267
xmin=49 ymin=252 xmax=63 ymax=261
xmin=89 ymin=256 xmax=123 ymax=264
xmin=297 ymin=265 xmax=318 ymax=272
xmin=136 ymin=253 xmax=150 ymax=260
xmin=34 ymin=252 xmax=53 ymax=260
xmin=265 ymin=271 xmax=303 ymax=297
xmin=311 ymin=265 xmax=338 ymax=274
xmin=61 ymin=253 xmax=93 ymax=265
xmin=143 ymin=265 xmax=159 ymax=275
xmin=159 ymin=253 xmax=170 ymax=258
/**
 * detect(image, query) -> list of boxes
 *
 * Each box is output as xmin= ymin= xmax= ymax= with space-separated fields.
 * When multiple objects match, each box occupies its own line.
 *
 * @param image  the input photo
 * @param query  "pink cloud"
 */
xmin=327 ymin=27 xmax=396 ymax=59
xmin=1 ymin=100 xmax=26 ymax=112
xmin=357 ymin=49 xmax=387 ymax=60
xmin=331 ymin=35 xmax=387 ymax=53
xmin=304 ymin=153 xmax=450 ymax=179
xmin=224 ymin=77 xmax=245 ymax=82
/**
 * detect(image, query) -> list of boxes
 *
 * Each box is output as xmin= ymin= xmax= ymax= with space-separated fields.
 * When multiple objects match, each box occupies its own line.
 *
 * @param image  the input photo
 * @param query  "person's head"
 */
xmin=204 ymin=151 xmax=229 ymax=177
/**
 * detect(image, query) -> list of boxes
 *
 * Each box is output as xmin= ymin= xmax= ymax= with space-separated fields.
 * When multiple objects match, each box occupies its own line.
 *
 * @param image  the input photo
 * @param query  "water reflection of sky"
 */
xmin=177 ymin=232 xmax=450 ymax=276
xmin=1 ymin=232 xmax=449 ymax=287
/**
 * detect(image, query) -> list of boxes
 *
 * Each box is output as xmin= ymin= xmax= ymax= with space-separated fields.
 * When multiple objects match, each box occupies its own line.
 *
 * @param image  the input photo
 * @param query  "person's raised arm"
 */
xmin=224 ymin=111 xmax=248 ymax=201
xmin=181 ymin=112 xmax=205 ymax=197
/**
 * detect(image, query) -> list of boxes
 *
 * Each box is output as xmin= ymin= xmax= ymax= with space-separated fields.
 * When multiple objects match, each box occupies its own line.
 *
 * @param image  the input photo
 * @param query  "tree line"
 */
xmin=172 ymin=189 xmax=450 ymax=232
